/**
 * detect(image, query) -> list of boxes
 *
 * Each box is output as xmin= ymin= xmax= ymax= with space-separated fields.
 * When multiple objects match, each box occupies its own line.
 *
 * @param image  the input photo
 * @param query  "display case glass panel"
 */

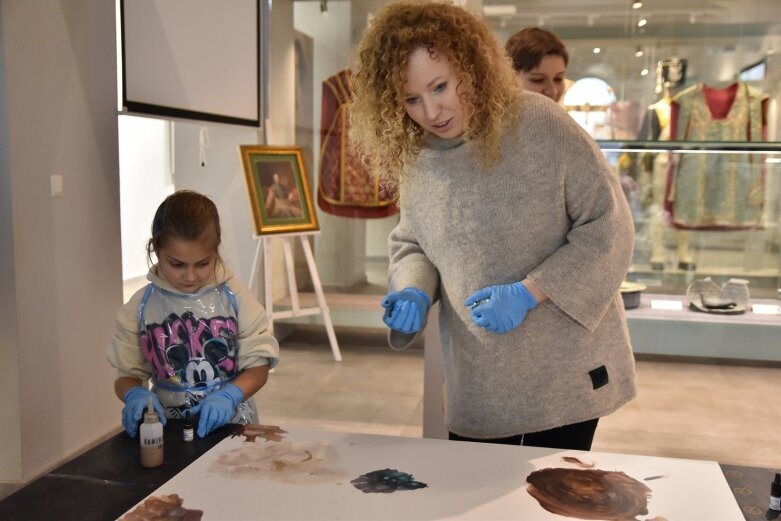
xmin=603 ymin=144 xmax=781 ymax=298
xmin=485 ymin=0 xmax=781 ymax=144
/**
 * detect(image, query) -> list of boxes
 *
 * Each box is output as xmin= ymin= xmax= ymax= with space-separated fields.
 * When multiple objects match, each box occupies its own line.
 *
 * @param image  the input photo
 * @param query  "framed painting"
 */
xmin=239 ymin=145 xmax=319 ymax=235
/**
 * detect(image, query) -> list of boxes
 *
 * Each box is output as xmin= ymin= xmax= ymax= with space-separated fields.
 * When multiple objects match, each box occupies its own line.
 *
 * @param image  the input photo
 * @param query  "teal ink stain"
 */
xmin=351 ymin=468 xmax=428 ymax=493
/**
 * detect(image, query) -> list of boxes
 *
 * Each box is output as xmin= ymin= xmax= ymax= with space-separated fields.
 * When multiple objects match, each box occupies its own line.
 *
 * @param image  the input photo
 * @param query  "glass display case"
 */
xmin=484 ymin=1 xmax=781 ymax=301
xmin=288 ymin=0 xmax=781 ymax=341
xmin=601 ymin=142 xmax=781 ymax=300
xmin=279 ymin=0 xmax=781 ymax=359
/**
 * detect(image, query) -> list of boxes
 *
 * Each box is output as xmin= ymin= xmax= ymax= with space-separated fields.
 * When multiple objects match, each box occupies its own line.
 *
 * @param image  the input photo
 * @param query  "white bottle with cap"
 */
xmin=139 ymin=396 xmax=164 ymax=468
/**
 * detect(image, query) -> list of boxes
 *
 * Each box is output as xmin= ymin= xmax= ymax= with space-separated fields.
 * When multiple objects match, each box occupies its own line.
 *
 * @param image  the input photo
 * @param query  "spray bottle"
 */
xmin=139 ymin=396 xmax=164 ymax=468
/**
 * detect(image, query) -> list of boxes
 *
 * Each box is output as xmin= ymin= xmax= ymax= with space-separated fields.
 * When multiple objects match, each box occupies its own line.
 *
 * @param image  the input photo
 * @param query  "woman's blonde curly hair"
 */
xmin=349 ymin=0 xmax=523 ymax=191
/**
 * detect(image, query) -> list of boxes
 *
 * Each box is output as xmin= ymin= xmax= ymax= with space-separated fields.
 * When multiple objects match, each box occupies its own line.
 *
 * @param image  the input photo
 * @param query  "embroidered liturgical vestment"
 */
xmin=666 ymin=82 xmax=767 ymax=230
xmin=317 ymin=69 xmax=398 ymax=218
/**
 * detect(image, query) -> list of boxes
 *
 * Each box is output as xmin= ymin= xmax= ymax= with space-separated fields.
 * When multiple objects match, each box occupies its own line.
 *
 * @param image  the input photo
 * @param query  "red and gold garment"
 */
xmin=318 ymin=69 xmax=398 ymax=218
xmin=665 ymin=82 xmax=767 ymax=230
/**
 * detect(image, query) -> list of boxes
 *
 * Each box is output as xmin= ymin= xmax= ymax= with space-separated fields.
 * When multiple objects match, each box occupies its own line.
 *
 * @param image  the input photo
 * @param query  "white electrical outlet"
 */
xmin=50 ymin=175 xmax=63 ymax=197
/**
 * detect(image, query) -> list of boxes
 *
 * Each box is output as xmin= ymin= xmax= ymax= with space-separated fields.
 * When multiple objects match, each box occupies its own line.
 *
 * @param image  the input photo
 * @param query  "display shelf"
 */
xmin=629 ymin=266 xmax=780 ymax=297
xmin=273 ymin=292 xmax=781 ymax=362
xmin=598 ymin=140 xmax=781 ymax=151
xmin=625 ymin=293 xmax=781 ymax=361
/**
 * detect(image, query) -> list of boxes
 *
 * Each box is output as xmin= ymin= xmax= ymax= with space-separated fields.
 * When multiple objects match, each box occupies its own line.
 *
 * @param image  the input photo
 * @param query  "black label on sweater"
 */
xmin=589 ymin=365 xmax=609 ymax=390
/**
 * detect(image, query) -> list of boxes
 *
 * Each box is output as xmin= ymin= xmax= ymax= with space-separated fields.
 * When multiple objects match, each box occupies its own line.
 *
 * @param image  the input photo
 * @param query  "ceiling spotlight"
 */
xmin=638 ymin=18 xmax=647 ymax=27
xmin=640 ymin=68 xmax=649 ymax=76
xmin=632 ymin=1 xmax=643 ymax=9
xmin=593 ymin=47 xmax=602 ymax=54
xmin=635 ymin=46 xmax=644 ymax=57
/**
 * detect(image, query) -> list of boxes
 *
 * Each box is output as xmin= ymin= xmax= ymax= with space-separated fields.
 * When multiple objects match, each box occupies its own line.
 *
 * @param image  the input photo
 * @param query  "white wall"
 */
xmin=118 ymin=115 xmax=174 ymax=281
xmin=168 ymin=0 xmax=294 ymax=301
xmin=295 ymin=1 xmax=367 ymax=289
xmin=366 ymin=217 xmax=398 ymax=259
xmin=0 ymin=0 xmax=121 ymax=481
xmin=170 ymin=122 xmax=261 ymax=285
xmin=0 ymin=0 xmax=23 ymax=482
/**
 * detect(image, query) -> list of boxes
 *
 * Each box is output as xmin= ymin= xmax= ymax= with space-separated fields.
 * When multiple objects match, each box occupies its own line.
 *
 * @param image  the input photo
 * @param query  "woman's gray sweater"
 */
xmin=388 ymin=92 xmax=637 ymax=438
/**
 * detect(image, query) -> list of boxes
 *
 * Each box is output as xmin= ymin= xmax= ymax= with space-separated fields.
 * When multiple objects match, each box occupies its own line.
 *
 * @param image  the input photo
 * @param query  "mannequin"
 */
xmin=640 ymin=70 xmax=695 ymax=271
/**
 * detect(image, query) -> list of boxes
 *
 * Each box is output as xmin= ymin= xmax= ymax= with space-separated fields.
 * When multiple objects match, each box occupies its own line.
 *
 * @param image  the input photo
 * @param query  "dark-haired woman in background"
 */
xmin=505 ymin=27 xmax=568 ymax=103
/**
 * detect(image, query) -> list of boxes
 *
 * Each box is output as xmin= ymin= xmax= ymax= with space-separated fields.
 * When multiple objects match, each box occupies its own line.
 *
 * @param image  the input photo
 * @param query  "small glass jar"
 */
xmin=183 ymin=423 xmax=194 ymax=442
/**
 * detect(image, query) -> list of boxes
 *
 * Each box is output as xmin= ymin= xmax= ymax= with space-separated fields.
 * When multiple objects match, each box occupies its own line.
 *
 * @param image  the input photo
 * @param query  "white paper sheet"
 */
xmin=119 ymin=425 xmax=743 ymax=520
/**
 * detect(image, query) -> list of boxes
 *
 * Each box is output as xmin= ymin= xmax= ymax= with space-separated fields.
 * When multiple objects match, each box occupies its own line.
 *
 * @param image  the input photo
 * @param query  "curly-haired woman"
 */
xmin=350 ymin=0 xmax=636 ymax=450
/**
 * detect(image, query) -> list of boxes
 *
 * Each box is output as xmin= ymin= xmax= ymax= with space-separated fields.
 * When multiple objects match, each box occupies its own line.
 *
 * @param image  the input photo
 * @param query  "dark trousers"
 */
xmin=449 ymin=418 xmax=599 ymax=451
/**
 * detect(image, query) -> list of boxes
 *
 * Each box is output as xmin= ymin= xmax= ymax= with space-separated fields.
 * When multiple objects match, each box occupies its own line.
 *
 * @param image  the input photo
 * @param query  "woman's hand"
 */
xmin=381 ymin=287 xmax=430 ymax=334
xmin=465 ymin=282 xmax=538 ymax=333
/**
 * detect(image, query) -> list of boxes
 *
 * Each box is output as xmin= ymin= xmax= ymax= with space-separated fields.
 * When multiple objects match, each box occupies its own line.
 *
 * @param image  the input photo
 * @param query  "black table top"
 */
xmin=0 ymin=420 xmax=235 ymax=521
xmin=722 ymin=464 xmax=781 ymax=521
xmin=0 ymin=421 xmax=778 ymax=521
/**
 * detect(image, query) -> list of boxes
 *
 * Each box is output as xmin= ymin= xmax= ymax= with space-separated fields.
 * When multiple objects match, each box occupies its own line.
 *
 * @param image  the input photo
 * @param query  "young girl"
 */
xmin=108 ymin=190 xmax=279 ymax=438
xmin=350 ymin=1 xmax=636 ymax=450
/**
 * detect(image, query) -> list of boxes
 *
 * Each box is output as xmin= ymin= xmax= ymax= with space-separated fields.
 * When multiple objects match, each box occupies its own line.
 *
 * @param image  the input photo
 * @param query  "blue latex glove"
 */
xmin=381 ymin=287 xmax=430 ymax=334
xmin=465 ymin=282 xmax=537 ymax=333
xmin=194 ymin=383 xmax=244 ymax=438
xmin=122 ymin=387 xmax=167 ymax=438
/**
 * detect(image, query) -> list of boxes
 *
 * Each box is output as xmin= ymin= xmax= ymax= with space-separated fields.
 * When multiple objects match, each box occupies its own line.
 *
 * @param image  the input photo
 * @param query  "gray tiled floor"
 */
xmin=257 ymin=327 xmax=781 ymax=470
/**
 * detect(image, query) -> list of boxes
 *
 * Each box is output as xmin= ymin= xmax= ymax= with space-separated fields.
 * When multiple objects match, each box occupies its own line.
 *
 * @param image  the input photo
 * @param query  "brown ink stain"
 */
xmin=563 ymin=456 xmax=596 ymax=468
xmin=526 ymin=467 xmax=667 ymax=521
xmin=230 ymin=423 xmax=288 ymax=443
xmin=119 ymin=494 xmax=202 ymax=521
xmin=209 ymin=440 xmax=348 ymax=484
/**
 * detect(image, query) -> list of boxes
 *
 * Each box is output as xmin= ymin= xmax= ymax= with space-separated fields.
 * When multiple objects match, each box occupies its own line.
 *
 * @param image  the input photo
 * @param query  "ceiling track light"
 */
xmin=638 ymin=17 xmax=647 ymax=27
xmin=632 ymin=1 xmax=643 ymax=9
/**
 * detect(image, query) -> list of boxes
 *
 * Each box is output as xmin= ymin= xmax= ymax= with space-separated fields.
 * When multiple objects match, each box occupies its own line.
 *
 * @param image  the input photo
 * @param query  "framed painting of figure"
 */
xmin=239 ymin=145 xmax=319 ymax=235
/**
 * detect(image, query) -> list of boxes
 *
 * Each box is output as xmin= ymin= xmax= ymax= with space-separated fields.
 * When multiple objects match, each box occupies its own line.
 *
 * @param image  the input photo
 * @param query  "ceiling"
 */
xmin=481 ymin=0 xmax=781 ymax=33
xmin=477 ymin=0 xmax=780 ymax=93
xmin=299 ymin=0 xmax=780 ymax=95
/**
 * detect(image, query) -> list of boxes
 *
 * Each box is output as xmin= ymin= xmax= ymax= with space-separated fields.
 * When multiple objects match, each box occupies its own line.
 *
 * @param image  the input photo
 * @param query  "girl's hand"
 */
xmin=122 ymin=387 xmax=167 ymax=437
xmin=195 ymin=383 xmax=244 ymax=438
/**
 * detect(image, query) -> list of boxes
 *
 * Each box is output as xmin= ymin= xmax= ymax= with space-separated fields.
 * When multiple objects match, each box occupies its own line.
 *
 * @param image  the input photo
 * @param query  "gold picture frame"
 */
xmin=239 ymin=145 xmax=319 ymax=236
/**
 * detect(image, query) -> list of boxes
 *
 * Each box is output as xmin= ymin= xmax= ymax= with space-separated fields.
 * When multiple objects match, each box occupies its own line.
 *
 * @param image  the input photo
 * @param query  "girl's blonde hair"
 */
xmin=349 ymin=0 xmax=523 ymax=191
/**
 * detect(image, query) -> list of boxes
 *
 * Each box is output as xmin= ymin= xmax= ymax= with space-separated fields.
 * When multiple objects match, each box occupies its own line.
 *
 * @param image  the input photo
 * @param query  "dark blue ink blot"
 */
xmin=351 ymin=468 xmax=428 ymax=493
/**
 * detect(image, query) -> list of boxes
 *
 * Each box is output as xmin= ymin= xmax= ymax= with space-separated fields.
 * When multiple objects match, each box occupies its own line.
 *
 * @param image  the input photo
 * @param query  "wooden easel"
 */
xmin=248 ymin=231 xmax=342 ymax=362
